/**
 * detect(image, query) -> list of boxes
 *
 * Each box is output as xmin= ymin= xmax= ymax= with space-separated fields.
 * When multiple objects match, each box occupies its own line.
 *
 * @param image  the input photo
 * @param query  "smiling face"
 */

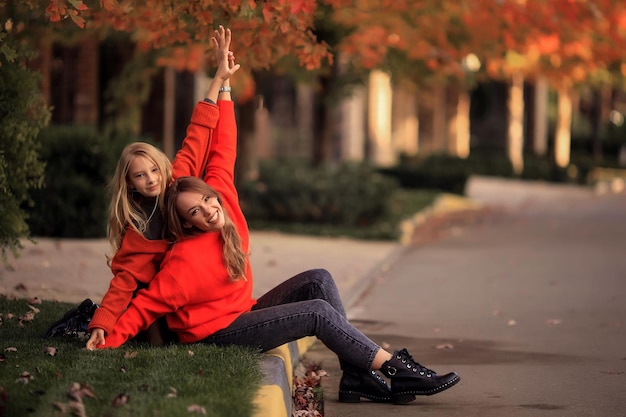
xmin=127 ymin=155 xmax=162 ymax=198
xmin=176 ymin=190 xmax=225 ymax=232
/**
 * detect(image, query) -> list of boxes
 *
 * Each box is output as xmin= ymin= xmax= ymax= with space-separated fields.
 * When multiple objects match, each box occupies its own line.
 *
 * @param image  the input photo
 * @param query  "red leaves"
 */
xmin=45 ymin=0 xmax=87 ymax=28
xmin=293 ymin=364 xmax=326 ymax=417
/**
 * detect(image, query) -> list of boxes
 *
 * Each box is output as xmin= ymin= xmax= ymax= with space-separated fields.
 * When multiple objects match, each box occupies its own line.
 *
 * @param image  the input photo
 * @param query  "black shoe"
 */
xmin=44 ymin=298 xmax=99 ymax=339
xmin=380 ymin=348 xmax=460 ymax=404
xmin=338 ymin=364 xmax=392 ymax=403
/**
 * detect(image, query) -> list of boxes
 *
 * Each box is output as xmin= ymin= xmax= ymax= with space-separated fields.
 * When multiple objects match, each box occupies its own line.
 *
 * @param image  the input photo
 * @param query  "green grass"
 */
xmin=0 ymin=297 xmax=263 ymax=417
xmin=248 ymin=189 xmax=440 ymax=241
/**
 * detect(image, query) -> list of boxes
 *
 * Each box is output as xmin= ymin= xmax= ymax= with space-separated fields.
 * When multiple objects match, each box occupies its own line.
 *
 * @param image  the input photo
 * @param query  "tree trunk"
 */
xmin=163 ymin=67 xmax=176 ymax=160
xmin=339 ymin=85 xmax=367 ymax=161
xmin=507 ymin=72 xmax=525 ymax=175
xmin=591 ymin=86 xmax=611 ymax=163
xmin=555 ymin=87 xmax=573 ymax=168
xmin=391 ymin=85 xmax=419 ymax=157
xmin=367 ymin=70 xmax=395 ymax=166
xmin=448 ymin=85 xmax=470 ymax=158
xmin=532 ymin=76 xmax=548 ymax=156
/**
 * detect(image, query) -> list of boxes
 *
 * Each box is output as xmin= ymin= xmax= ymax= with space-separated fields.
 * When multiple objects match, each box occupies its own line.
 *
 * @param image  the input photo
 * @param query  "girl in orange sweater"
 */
xmin=98 ymin=73 xmax=460 ymax=405
xmin=84 ymin=26 xmax=240 ymax=349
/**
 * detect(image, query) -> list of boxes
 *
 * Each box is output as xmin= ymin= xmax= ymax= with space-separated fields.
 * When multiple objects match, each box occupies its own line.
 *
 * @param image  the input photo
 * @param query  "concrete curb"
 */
xmin=253 ymin=337 xmax=317 ymax=417
xmin=251 ymin=193 xmax=482 ymax=417
xmin=398 ymin=193 xmax=484 ymax=246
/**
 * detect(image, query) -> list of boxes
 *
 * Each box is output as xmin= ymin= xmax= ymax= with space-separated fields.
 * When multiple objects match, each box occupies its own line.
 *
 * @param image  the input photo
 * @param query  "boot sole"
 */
xmin=338 ymin=390 xmax=392 ymax=403
xmin=392 ymin=374 xmax=461 ymax=404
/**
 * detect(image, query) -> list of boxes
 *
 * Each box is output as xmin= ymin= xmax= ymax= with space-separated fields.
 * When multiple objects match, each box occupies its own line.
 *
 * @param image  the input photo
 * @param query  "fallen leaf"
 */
xmin=18 ymin=311 xmax=35 ymax=324
xmin=120 ymin=365 xmax=126 ymax=373
xmin=187 ymin=404 xmax=207 ymax=414
xmin=28 ymin=305 xmax=40 ymax=313
xmin=68 ymin=382 xmax=95 ymax=401
xmin=435 ymin=343 xmax=455 ymax=350
xmin=5 ymin=347 xmax=17 ymax=352
xmin=44 ymin=346 xmax=58 ymax=356
xmin=188 ymin=350 xmax=195 ymax=357
xmin=166 ymin=387 xmax=177 ymax=398
xmin=15 ymin=371 xmax=33 ymax=384
xmin=124 ymin=351 xmax=138 ymax=359
xmin=112 ymin=392 xmax=129 ymax=407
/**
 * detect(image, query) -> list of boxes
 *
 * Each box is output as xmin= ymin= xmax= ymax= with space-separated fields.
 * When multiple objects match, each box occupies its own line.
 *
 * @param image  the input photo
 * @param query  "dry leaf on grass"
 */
xmin=187 ymin=404 xmax=207 ymax=414
xmin=166 ymin=387 xmax=177 ymax=398
xmin=5 ymin=347 xmax=17 ymax=353
xmin=124 ymin=351 xmax=138 ymax=359
xmin=68 ymin=382 xmax=96 ymax=401
xmin=15 ymin=371 xmax=33 ymax=384
xmin=112 ymin=392 xmax=130 ymax=407
xmin=44 ymin=346 xmax=58 ymax=356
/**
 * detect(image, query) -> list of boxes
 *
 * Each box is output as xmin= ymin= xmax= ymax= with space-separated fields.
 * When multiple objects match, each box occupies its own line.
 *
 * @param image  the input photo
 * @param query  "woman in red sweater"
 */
xmin=98 ymin=78 xmax=460 ymax=406
xmin=84 ymin=26 xmax=240 ymax=349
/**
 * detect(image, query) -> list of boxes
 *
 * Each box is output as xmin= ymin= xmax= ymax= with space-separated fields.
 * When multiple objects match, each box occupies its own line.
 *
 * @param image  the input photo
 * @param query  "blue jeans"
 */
xmin=201 ymin=269 xmax=380 ymax=370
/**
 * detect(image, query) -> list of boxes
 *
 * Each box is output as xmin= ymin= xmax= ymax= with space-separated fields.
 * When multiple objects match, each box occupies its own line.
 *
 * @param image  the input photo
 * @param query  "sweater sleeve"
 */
xmin=171 ymin=101 xmax=220 ymax=179
xmin=88 ymin=228 xmax=169 ymax=335
xmin=100 ymin=271 xmax=188 ymax=348
xmin=204 ymin=100 xmax=237 ymax=198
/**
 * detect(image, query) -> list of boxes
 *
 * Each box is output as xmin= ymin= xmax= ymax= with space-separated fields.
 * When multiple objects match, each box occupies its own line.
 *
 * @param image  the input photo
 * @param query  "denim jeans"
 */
xmin=201 ymin=269 xmax=380 ymax=370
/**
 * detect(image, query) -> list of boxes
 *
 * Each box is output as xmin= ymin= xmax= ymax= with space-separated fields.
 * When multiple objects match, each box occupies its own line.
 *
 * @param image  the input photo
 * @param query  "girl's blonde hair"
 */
xmin=107 ymin=142 xmax=173 ymax=260
xmin=165 ymin=176 xmax=247 ymax=282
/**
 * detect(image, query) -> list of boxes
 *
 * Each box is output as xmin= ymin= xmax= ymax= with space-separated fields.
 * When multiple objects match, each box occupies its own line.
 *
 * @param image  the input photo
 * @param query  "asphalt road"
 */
xmin=304 ymin=179 xmax=626 ymax=417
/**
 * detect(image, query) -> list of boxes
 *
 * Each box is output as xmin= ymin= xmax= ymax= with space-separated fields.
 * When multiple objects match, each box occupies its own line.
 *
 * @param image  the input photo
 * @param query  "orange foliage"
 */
xmin=37 ymin=0 xmax=332 ymax=73
xmin=32 ymin=0 xmax=626 ymax=88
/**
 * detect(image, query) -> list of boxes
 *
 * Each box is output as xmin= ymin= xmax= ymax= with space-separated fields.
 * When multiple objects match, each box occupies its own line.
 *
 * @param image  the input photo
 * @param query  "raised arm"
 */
xmin=171 ymin=26 xmax=240 ymax=179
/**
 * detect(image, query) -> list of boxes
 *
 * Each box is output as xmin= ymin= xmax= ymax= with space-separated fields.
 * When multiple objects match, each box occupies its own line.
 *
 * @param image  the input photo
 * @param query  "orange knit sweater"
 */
xmin=88 ymin=100 xmax=221 ymax=335
xmin=102 ymin=100 xmax=256 ymax=348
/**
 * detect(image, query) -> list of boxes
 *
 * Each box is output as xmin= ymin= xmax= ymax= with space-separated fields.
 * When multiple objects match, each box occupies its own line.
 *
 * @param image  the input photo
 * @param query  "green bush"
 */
xmin=0 ymin=44 xmax=50 ymax=259
xmin=240 ymin=160 xmax=399 ymax=227
xmin=26 ymin=126 xmax=127 ymax=238
xmin=378 ymin=154 xmax=477 ymax=194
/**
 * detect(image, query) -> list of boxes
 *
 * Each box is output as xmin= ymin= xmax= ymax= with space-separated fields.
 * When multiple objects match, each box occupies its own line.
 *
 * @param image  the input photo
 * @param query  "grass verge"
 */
xmin=247 ymin=189 xmax=440 ymax=241
xmin=0 ymin=296 xmax=263 ymax=417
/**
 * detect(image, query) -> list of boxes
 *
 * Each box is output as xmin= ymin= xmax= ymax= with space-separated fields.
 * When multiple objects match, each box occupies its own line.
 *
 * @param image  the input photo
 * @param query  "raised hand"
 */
xmin=212 ymin=25 xmax=240 ymax=82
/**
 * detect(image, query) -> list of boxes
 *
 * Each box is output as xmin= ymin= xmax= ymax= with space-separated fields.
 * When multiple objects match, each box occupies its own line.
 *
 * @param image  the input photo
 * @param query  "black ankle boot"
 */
xmin=338 ymin=362 xmax=392 ymax=403
xmin=380 ymin=349 xmax=460 ymax=404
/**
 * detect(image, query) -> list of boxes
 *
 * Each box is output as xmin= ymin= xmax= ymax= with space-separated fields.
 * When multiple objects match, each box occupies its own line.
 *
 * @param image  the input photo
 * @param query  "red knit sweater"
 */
xmin=102 ymin=100 xmax=256 ymax=348
xmin=89 ymin=101 xmax=221 ymax=335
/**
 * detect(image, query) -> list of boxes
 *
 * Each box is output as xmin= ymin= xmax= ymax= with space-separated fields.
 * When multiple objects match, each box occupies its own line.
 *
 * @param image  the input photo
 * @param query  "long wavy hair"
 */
xmin=165 ymin=176 xmax=246 ymax=282
xmin=107 ymin=142 xmax=173 ymax=261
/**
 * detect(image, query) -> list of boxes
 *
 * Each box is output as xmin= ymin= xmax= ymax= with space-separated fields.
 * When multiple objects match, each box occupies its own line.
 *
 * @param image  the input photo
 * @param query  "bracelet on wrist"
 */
xmin=219 ymin=86 xmax=232 ymax=93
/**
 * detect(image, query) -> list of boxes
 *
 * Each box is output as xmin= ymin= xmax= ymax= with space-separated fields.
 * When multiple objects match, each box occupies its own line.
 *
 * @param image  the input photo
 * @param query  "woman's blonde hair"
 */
xmin=107 ymin=142 xmax=173 ymax=259
xmin=165 ymin=176 xmax=246 ymax=282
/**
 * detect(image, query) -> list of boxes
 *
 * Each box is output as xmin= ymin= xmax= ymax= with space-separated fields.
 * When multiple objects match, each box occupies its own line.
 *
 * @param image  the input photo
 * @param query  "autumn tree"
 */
xmin=0 ymin=0 xmax=340 ymax=254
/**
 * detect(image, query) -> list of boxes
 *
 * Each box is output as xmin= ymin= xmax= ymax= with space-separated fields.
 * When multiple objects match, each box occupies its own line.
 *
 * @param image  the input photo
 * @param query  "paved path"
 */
xmin=0 ymin=232 xmax=398 ymax=306
xmin=305 ymin=177 xmax=626 ymax=417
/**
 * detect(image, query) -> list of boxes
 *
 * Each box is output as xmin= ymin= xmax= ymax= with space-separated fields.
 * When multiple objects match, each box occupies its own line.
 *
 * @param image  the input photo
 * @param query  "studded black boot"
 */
xmin=338 ymin=361 xmax=392 ymax=403
xmin=380 ymin=349 xmax=460 ymax=404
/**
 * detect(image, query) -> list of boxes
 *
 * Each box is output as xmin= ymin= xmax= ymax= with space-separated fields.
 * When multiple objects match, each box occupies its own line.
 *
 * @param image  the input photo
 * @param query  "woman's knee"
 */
xmin=308 ymin=268 xmax=334 ymax=285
